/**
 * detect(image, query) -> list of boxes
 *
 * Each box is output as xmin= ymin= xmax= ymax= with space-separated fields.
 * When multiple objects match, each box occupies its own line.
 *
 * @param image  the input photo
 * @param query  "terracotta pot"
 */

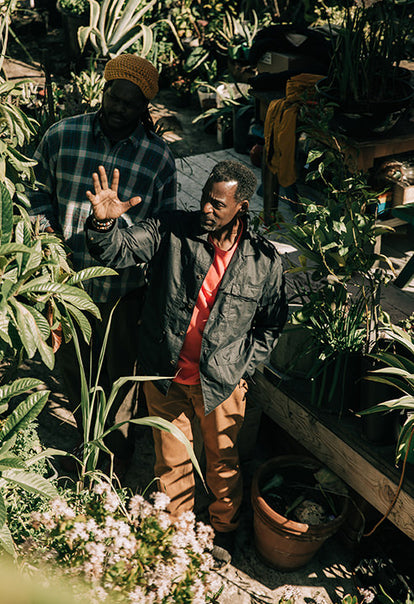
xmin=251 ymin=455 xmax=348 ymax=570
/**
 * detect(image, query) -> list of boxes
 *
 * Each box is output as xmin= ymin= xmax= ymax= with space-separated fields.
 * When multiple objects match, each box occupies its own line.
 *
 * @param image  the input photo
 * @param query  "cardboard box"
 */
xmin=257 ymin=51 xmax=313 ymax=75
xmin=393 ymin=181 xmax=414 ymax=206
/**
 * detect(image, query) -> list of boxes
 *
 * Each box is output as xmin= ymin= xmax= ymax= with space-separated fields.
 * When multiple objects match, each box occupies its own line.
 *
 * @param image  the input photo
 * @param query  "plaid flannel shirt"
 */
xmin=29 ymin=111 xmax=177 ymax=303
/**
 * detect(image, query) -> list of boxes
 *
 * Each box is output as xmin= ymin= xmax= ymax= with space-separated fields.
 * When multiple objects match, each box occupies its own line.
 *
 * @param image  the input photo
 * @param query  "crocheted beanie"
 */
xmin=104 ymin=54 xmax=159 ymax=100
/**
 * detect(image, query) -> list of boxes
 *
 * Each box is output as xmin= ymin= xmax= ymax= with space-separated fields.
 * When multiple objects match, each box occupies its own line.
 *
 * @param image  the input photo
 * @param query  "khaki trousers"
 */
xmin=143 ymin=379 xmax=247 ymax=532
xmin=56 ymin=288 xmax=145 ymax=459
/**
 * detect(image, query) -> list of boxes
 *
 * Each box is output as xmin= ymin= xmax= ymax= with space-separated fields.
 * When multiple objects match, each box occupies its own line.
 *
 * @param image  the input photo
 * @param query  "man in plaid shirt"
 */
xmin=29 ymin=55 xmax=177 ymax=473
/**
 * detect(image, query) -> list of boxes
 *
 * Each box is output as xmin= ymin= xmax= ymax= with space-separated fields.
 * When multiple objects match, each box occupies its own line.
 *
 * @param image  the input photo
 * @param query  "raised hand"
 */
xmin=86 ymin=165 xmax=141 ymax=220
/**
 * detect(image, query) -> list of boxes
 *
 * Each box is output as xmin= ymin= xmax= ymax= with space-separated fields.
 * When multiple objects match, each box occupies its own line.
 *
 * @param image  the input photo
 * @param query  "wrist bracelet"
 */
xmin=91 ymin=216 xmax=115 ymax=231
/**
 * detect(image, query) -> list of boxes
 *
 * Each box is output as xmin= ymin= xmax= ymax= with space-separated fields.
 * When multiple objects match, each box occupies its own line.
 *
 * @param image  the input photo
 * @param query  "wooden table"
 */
xmin=249 ymin=364 xmax=414 ymax=541
xmin=349 ymin=122 xmax=414 ymax=172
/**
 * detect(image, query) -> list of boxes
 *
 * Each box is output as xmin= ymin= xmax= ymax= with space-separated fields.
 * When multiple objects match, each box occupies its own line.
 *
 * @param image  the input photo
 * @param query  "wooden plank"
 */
xmin=250 ymin=368 xmax=414 ymax=540
xmin=177 ymin=172 xmax=201 ymax=210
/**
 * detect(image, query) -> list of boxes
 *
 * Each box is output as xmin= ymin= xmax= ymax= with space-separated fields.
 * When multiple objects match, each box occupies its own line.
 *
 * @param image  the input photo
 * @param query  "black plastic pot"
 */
xmin=56 ymin=1 xmax=88 ymax=62
xmin=359 ymin=356 xmax=401 ymax=446
xmin=313 ymin=352 xmax=362 ymax=416
xmin=317 ymin=78 xmax=414 ymax=138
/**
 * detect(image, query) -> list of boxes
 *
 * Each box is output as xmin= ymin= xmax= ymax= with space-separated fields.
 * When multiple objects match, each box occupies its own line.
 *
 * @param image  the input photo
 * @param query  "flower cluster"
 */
xmin=25 ymin=482 xmax=219 ymax=603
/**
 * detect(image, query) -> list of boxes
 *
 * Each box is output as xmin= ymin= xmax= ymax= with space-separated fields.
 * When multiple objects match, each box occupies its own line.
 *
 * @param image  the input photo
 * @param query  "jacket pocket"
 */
xmin=219 ymin=283 xmax=262 ymax=325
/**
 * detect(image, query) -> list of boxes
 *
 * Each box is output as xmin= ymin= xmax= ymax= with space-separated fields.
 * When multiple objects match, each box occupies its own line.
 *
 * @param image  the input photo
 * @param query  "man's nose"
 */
xmin=202 ymin=201 xmax=214 ymax=214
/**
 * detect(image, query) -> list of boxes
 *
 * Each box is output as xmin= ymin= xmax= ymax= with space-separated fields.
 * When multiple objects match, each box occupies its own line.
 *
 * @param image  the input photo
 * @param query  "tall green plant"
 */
xmin=0 ymin=0 xmax=18 ymax=74
xmin=360 ymin=325 xmax=414 ymax=466
xmin=283 ymin=98 xmax=394 ymax=355
xmin=215 ymin=10 xmax=259 ymax=61
xmin=324 ymin=0 xmax=413 ymax=104
xmin=0 ymin=377 xmax=60 ymax=554
xmin=78 ymin=0 xmax=157 ymax=58
xmin=66 ymin=304 xmax=205 ymax=490
xmin=0 ymin=80 xmax=116 ymax=376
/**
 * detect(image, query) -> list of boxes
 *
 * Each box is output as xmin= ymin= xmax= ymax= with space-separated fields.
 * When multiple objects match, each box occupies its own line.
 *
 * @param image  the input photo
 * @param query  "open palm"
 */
xmin=86 ymin=165 xmax=141 ymax=220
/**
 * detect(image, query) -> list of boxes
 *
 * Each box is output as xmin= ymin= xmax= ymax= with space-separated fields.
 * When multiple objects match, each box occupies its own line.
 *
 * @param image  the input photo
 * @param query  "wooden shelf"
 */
xmin=249 ymin=364 xmax=414 ymax=541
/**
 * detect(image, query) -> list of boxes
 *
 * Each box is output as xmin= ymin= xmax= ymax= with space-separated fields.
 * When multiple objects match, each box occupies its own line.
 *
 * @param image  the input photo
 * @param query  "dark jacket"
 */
xmin=86 ymin=210 xmax=287 ymax=414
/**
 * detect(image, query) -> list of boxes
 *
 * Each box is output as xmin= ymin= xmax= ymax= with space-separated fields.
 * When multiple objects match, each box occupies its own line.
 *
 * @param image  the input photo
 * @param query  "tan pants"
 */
xmin=143 ymin=379 xmax=247 ymax=532
xmin=56 ymin=288 xmax=145 ymax=459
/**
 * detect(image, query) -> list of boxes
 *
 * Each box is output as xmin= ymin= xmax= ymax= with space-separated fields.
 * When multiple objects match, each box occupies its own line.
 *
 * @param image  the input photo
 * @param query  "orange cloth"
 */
xmin=174 ymin=227 xmax=242 ymax=385
xmin=264 ymin=73 xmax=323 ymax=188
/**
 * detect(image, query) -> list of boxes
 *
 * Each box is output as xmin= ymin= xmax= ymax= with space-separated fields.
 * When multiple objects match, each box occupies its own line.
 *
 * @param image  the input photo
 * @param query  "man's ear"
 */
xmin=239 ymin=200 xmax=249 ymax=214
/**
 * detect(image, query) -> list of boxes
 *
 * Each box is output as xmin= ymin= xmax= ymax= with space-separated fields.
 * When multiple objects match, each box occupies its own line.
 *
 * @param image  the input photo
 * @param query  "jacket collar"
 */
xmin=192 ymin=211 xmax=254 ymax=244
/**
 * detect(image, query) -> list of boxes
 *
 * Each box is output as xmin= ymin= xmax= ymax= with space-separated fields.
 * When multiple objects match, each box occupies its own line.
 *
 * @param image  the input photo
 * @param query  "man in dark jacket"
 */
xmin=86 ymin=160 xmax=287 ymax=562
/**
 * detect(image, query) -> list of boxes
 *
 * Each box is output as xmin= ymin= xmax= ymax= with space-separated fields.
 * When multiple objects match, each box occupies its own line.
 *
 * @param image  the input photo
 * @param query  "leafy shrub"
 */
xmin=24 ymin=482 xmax=221 ymax=602
xmin=58 ymin=0 xmax=89 ymax=17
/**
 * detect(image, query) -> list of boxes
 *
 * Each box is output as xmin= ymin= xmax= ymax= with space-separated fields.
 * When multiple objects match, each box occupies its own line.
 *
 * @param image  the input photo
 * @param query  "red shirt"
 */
xmin=174 ymin=226 xmax=242 ymax=385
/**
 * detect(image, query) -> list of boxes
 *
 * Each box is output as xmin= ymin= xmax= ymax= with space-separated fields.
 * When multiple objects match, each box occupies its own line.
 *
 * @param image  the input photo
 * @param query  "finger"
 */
xmin=92 ymin=171 xmax=101 ymax=194
xmin=124 ymin=196 xmax=142 ymax=211
xmin=86 ymin=190 xmax=95 ymax=204
xmin=111 ymin=168 xmax=120 ymax=193
xmin=98 ymin=165 xmax=109 ymax=191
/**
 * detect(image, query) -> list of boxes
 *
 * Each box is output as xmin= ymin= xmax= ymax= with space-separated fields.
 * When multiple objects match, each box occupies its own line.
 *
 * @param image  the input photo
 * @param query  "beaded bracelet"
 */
xmin=91 ymin=216 xmax=115 ymax=231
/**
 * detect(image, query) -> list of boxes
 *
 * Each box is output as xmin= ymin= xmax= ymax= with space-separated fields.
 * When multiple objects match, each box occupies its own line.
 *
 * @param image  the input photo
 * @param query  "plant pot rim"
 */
xmin=251 ymin=454 xmax=349 ymax=536
xmin=316 ymin=76 xmax=414 ymax=111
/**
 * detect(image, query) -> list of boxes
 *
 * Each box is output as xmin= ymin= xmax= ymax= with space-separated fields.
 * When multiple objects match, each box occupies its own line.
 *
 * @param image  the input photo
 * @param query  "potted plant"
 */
xmin=78 ymin=0 xmax=157 ymax=59
xmin=359 ymin=324 xmax=414 ymax=466
xmin=215 ymin=10 xmax=259 ymax=83
xmin=317 ymin=0 xmax=414 ymax=136
xmin=56 ymin=0 xmax=90 ymax=62
xmin=251 ymin=455 xmax=349 ymax=570
xmin=276 ymin=98 xmax=394 ymax=414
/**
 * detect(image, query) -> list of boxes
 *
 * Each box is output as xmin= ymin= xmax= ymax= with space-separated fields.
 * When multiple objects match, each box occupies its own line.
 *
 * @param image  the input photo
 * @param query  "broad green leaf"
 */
xmin=0 ymin=491 xmax=6 ymax=528
xmin=0 ymin=182 xmax=13 ymax=245
xmin=0 ymin=312 xmax=11 ymax=346
xmin=10 ymin=300 xmax=38 ymax=358
xmin=59 ymin=294 xmax=101 ymax=317
xmin=21 ymin=239 xmax=42 ymax=273
xmin=1 ymin=469 xmax=58 ymax=499
xmin=65 ymin=303 xmax=92 ymax=343
xmin=21 ymin=304 xmax=50 ymax=341
xmin=111 ymin=26 xmax=152 ymax=56
xmin=36 ymin=335 xmax=55 ymax=370
xmin=26 ymin=447 xmax=69 ymax=466
xmin=0 ymin=390 xmax=50 ymax=443
xmin=109 ymin=0 xmax=156 ymax=46
xmin=0 ymin=523 xmax=15 ymax=555
xmin=66 ymin=265 xmax=117 ymax=285
xmin=0 ymin=243 xmax=31 ymax=255
xmin=359 ymin=395 xmax=414 ymax=415
xmin=0 ymin=377 xmax=44 ymax=404
xmin=0 ymin=456 xmax=26 ymax=470
xmin=4 ymin=145 xmax=37 ymax=167
xmin=18 ymin=281 xmax=91 ymax=298
xmin=12 ymin=299 xmax=54 ymax=368
xmin=0 ymin=435 xmax=17 ymax=457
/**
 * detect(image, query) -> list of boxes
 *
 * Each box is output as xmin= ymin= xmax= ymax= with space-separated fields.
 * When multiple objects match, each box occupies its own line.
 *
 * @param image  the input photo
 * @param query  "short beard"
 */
xmin=200 ymin=216 xmax=217 ymax=231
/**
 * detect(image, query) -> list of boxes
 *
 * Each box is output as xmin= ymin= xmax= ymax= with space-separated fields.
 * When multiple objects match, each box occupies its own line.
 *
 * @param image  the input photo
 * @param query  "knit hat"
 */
xmin=104 ymin=54 xmax=159 ymax=100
